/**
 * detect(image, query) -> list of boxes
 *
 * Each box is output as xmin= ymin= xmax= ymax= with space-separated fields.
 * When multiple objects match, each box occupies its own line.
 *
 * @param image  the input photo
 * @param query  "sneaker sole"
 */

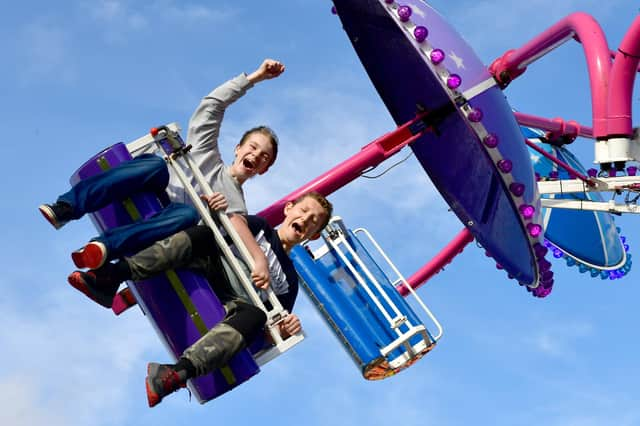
xmin=72 ymin=243 xmax=107 ymax=269
xmin=67 ymin=272 xmax=113 ymax=308
xmin=38 ymin=205 xmax=63 ymax=230
xmin=146 ymin=363 xmax=162 ymax=407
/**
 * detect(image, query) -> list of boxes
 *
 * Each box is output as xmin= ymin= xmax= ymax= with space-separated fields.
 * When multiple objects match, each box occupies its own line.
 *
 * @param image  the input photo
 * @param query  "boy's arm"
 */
xmin=187 ymin=59 xmax=285 ymax=154
xmin=229 ymin=213 xmax=270 ymax=289
xmin=187 ymin=74 xmax=254 ymax=154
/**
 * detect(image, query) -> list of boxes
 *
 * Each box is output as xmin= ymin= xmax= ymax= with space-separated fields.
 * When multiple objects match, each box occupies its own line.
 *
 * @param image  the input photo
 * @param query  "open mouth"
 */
xmin=292 ymin=222 xmax=303 ymax=236
xmin=242 ymin=158 xmax=255 ymax=170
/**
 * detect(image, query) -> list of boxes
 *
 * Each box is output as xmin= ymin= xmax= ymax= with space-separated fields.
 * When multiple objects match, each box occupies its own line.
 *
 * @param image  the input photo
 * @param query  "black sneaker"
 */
xmin=38 ymin=202 xmax=73 ymax=230
xmin=67 ymin=268 xmax=119 ymax=308
xmin=145 ymin=363 xmax=187 ymax=407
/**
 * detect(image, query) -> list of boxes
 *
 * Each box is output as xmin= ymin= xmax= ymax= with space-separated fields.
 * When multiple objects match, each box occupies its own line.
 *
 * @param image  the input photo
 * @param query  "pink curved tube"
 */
xmin=397 ymin=228 xmax=474 ymax=296
xmin=514 ymin=112 xmax=593 ymax=139
xmin=607 ymin=16 xmax=640 ymax=136
xmin=492 ymin=12 xmax=611 ymax=137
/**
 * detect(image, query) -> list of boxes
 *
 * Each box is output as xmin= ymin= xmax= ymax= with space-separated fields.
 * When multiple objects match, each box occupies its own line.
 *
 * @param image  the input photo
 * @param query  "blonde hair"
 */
xmin=293 ymin=191 xmax=333 ymax=231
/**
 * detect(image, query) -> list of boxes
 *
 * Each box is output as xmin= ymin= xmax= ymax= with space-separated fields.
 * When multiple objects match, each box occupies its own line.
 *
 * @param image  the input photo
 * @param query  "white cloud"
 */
xmin=18 ymin=21 xmax=76 ymax=84
xmin=0 ymin=285 xmax=158 ymax=426
xmin=83 ymin=0 xmax=237 ymax=42
xmin=525 ymin=320 xmax=593 ymax=358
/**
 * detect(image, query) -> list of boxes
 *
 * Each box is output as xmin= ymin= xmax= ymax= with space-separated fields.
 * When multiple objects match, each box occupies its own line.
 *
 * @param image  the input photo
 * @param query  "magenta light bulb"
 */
xmin=468 ymin=108 xmax=483 ymax=122
xmin=398 ymin=5 xmax=412 ymax=21
xmin=447 ymin=74 xmax=462 ymax=89
xmin=509 ymin=182 xmax=525 ymax=197
xmin=541 ymin=270 xmax=554 ymax=281
xmin=483 ymin=134 xmax=498 ymax=148
xmin=519 ymin=204 xmax=535 ymax=219
xmin=413 ymin=26 xmax=428 ymax=42
xmin=430 ymin=48 xmax=445 ymax=65
xmin=528 ymin=223 xmax=543 ymax=238
xmin=497 ymin=159 xmax=513 ymax=173
xmin=533 ymin=242 xmax=548 ymax=258
xmin=384 ymin=0 xmax=394 ymax=3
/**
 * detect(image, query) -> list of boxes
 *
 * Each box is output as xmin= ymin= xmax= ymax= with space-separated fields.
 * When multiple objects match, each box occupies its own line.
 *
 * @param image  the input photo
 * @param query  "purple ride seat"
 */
xmin=69 ymin=142 xmax=259 ymax=403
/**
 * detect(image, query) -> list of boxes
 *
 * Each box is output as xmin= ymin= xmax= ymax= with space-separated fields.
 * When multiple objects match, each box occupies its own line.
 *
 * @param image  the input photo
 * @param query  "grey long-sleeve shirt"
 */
xmin=166 ymin=73 xmax=254 ymax=215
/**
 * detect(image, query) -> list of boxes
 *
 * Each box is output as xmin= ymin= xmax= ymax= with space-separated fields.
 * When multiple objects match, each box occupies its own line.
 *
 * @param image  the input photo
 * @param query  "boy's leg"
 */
xmin=40 ymin=154 xmax=168 ymax=229
xmin=68 ymin=223 xmax=210 ymax=307
xmin=123 ymin=224 xmax=212 ymax=281
xmin=145 ymin=301 xmax=266 ymax=407
xmin=74 ymin=203 xmax=199 ymax=268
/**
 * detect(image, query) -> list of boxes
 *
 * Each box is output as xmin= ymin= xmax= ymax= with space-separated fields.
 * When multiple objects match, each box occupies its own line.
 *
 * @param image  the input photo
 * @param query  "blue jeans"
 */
xmin=58 ymin=154 xmax=200 ymax=261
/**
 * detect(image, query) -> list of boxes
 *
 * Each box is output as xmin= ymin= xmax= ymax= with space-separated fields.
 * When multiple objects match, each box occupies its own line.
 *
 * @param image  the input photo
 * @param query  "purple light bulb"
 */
xmin=549 ymin=171 xmax=559 ymax=179
xmin=483 ymin=134 xmax=498 ymax=148
xmin=627 ymin=166 xmax=637 ymax=176
xmin=447 ymin=74 xmax=462 ymax=89
xmin=384 ymin=0 xmax=394 ymax=3
xmin=528 ymin=223 xmax=543 ymax=238
xmin=397 ymin=5 xmax=412 ymax=21
xmin=413 ymin=26 xmax=428 ymax=42
xmin=533 ymin=242 xmax=548 ymax=258
xmin=509 ymin=182 xmax=525 ymax=197
xmin=587 ymin=168 xmax=598 ymax=177
xmin=331 ymin=6 xmax=337 ymax=14
xmin=468 ymin=108 xmax=483 ymax=122
xmin=430 ymin=48 xmax=445 ymax=65
xmin=552 ymin=249 xmax=563 ymax=258
xmin=519 ymin=204 xmax=535 ymax=219
xmin=497 ymin=159 xmax=513 ymax=173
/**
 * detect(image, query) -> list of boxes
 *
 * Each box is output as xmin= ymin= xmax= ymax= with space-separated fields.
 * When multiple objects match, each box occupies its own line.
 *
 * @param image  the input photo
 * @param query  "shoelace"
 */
xmin=162 ymin=370 xmax=186 ymax=393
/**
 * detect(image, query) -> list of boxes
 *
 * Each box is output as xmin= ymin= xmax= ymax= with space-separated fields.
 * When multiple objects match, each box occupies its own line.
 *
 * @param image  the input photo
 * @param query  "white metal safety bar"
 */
xmin=540 ymin=198 xmax=640 ymax=214
xmin=323 ymin=219 xmax=409 ymax=336
xmin=537 ymin=175 xmax=640 ymax=195
xmin=322 ymin=217 xmax=439 ymax=363
xmin=353 ymin=228 xmax=443 ymax=342
xmin=126 ymin=125 xmax=303 ymax=365
xmin=321 ymin=218 xmax=438 ymax=367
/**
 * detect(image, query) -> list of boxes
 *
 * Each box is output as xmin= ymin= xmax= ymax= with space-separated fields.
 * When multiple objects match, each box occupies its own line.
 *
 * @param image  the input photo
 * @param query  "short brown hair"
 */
xmin=239 ymin=126 xmax=278 ymax=167
xmin=293 ymin=191 xmax=333 ymax=232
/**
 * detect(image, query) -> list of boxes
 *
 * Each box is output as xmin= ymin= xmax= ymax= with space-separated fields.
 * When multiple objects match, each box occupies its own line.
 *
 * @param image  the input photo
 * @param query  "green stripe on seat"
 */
xmin=97 ymin=155 xmax=237 ymax=386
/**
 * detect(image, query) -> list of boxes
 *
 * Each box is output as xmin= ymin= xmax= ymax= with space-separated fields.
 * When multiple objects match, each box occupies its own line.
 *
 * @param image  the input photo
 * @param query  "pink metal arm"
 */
xmin=490 ymin=12 xmax=611 ymax=137
xmin=514 ymin=111 xmax=594 ymax=139
xmin=397 ymin=228 xmax=474 ymax=295
xmin=524 ymin=138 xmax=594 ymax=186
xmin=258 ymin=113 xmax=430 ymax=226
xmin=607 ymin=16 xmax=640 ymax=136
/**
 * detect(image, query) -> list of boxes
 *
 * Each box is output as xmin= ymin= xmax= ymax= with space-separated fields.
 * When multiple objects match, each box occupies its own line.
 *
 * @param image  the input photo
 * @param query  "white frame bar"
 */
xmin=537 ymin=176 xmax=640 ymax=214
xmin=354 ymin=228 xmax=443 ymax=342
xmin=537 ymin=176 xmax=640 ymax=194
xmin=126 ymin=126 xmax=304 ymax=366
xmin=320 ymin=217 xmax=442 ymax=369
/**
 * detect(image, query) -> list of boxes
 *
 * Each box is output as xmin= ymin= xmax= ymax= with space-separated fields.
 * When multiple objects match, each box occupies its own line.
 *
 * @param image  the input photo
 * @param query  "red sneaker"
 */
xmin=72 ymin=241 xmax=108 ymax=269
xmin=145 ymin=363 xmax=187 ymax=407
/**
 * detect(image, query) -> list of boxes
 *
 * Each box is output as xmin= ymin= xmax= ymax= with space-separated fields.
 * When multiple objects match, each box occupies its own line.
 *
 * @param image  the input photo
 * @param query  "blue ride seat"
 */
xmin=291 ymin=217 xmax=442 ymax=380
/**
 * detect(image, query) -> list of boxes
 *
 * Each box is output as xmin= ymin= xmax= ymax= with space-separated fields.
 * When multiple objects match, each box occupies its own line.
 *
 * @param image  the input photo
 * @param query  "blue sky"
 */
xmin=2 ymin=1 xmax=639 ymax=425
